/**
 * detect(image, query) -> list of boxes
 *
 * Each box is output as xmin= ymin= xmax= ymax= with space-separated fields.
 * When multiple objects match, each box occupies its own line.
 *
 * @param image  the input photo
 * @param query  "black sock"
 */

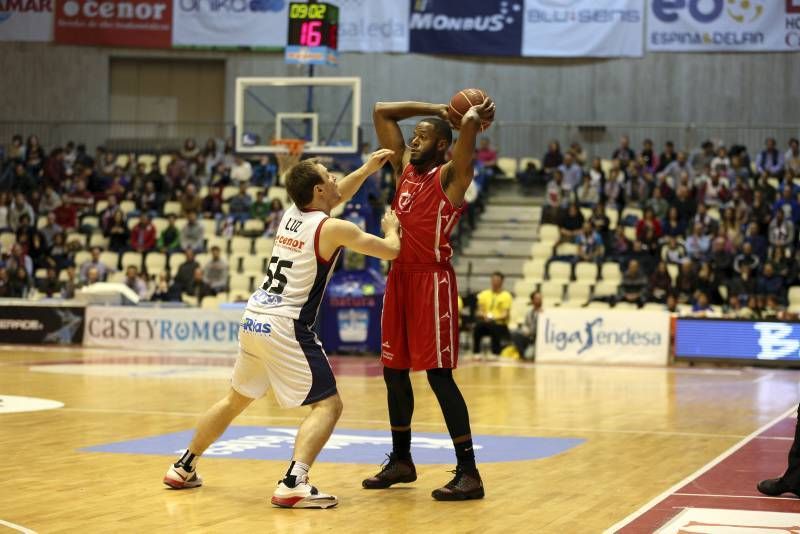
xmin=392 ymin=429 xmax=412 ymax=461
xmin=454 ymin=439 xmax=476 ymax=471
xmin=175 ymin=450 xmax=197 ymax=471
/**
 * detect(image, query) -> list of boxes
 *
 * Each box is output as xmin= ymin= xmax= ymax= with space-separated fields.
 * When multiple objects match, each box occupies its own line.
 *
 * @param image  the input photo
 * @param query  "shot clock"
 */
xmin=285 ymin=2 xmax=339 ymax=66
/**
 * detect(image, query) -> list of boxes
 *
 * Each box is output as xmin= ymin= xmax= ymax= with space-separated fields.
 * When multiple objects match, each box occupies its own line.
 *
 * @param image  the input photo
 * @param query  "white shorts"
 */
xmin=231 ymin=311 xmax=337 ymax=408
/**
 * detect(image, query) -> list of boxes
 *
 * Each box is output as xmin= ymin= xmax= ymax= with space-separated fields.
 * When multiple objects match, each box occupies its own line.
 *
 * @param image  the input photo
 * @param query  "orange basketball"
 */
xmin=448 ymin=88 xmax=492 ymax=131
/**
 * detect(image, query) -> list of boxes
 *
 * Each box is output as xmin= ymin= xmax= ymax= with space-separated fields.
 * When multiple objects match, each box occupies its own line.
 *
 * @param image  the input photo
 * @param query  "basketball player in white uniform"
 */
xmin=163 ymin=149 xmax=400 ymax=509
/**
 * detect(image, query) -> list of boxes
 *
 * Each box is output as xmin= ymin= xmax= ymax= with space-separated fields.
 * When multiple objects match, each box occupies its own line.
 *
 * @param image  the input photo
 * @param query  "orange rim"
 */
xmin=272 ymin=139 xmax=306 ymax=157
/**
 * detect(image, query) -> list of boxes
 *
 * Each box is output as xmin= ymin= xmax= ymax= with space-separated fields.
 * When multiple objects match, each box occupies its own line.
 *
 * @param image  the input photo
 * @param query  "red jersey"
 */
xmin=391 ymin=163 xmax=466 ymax=265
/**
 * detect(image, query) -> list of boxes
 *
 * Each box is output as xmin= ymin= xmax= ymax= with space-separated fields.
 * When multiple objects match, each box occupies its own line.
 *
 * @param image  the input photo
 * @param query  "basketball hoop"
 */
xmin=272 ymin=138 xmax=306 ymax=183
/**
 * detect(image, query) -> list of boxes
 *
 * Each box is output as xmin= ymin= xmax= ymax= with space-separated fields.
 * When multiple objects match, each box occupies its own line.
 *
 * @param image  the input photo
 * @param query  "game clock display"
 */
xmin=285 ymin=2 xmax=339 ymax=66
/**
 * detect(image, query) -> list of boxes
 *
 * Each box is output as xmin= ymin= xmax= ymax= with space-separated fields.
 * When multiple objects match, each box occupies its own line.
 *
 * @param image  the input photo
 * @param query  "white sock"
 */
xmin=289 ymin=460 xmax=310 ymax=480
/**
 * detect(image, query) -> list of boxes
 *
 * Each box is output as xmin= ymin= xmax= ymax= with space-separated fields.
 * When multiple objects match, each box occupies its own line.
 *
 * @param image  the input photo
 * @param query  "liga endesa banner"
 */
xmin=0 ymin=303 xmax=84 ymax=345
xmin=521 ymin=0 xmax=644 ymax=57
xmin=84 ymin=306 xmax=242 ymax=352
xmin=172 ymin=0 xmax=287 ymax=49
xmin=648 ymin=0 xmax=798 ymax=52
xmin=329 ymin=0 xmax=409 ymax=53
xmin=535 ymin=308 xmax=670 ymax=365
xmin=54 ymin=0 xmax=172 ymax=48
xmin=0 ymin=0 xmax=54 ymax=42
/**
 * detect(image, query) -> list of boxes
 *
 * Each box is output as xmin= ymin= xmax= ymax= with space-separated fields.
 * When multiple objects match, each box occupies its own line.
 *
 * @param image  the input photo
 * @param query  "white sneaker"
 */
xmin=271 ymin=477 xmax=338 ymax=509
xmin=163 ymin=464 xmax=203 ymax=489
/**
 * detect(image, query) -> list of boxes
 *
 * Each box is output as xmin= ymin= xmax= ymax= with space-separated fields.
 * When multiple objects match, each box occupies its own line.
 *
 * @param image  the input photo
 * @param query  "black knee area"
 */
xmin=383 ymin=366 xmax=411 ymax=391
xmin=426 ymin=369 xmax=471 ymax=439
xmin=426 ymin=368 xmax=454 ymax=390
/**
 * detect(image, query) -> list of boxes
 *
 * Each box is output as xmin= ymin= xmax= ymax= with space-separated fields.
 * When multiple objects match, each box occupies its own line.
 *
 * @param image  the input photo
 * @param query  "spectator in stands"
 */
xmin=106 ymin=210 xmax=130 ymax=253
xmin=758 ymin=262 xmax=786 ymax=304
xmin=24 ymin=135 xmax=45 ymax=174
xmin=231 ymin=155 xmax=253 ymax=184
xmin=150 ymin=271 xmax=181 ymax=302
xmin=691 ymin=141 xmax=716 ymax=172
xmin=786 ymin=138 xmax=800 ymax=176
xmin=37 ymin=267 xmax=61 ymax=298
xmin=202 ymin=245 xmax=228 ymax=293
xmin=180 ymin=138 xmax=199 ymax=161
xmin=645 ymin=186 xmax=669 ymax=220
xmin=39 ymin=184 xmax=62 ymax=215
xmin=734 ymin=241 xmax=760 ymax=275
xmin=576 ymin=174 xmax=599 ymax=207
xmin=690 ymin=291 xmax=714 ymax=316
xmin=252 ymin=155 xmax=277 ymax=188
xmin=8 ymin=134 xmax=24 ymax=162
xmin=473 ymin=272 xmax=513 ymax=356
xmin=568 ymin=142 xmax=587 ymax=167
xmin=709 ymin=237 xmax=734 ymax=282
xmin=649 ymin=261 xmax=672 ymax=303
xmin=130 ymin=214 xmax=157 ymax=254
xmin=685 ymin=222 xmax=711 ymax=262
xmin=756 ymin=138 xmax=784 ymax=178
xmin=768 ymin=209 xmax=795 ymax=252
xmin=589 ymin=202 xmax=611 ymax=246
xmin=695 ymin=262 xmax=722 ymax=304
xmin=710 ymin=146 xmax=731 ymax=172
xmin=554 ymin=202 xmax=584 ymax=251
xmin=60 ymin=265 xmax=77 ymax=299
xmin=673 ymin=259 xmax=696 ymax=304
xmin=612 ymin=135 xmax=635 ymax=165
xmin=79 ymin=246 xmax=113 ymax=283
xmin=180 ymin=183 xmax=203 ymax=217
xmin=157 ymin=214 xmax=181 ymax=254
xmin=773 ymin=186 xmax=800 ymax=225
xmin=770 ymin=245 xmax=794 ymax=282
xmin=201 ymin=184 xmax=224 ymax=221
xmin=174 ymin=248 xmax=199 ymax=292
xmin=692 ymin=203 xmax=718 ymax=235
xmin=0 ymin=267 xmax=9 ymax=298
xmin=228 ymin=183 xmax=252 ymax=227
xmin=575 ymin=222 xmax=604 ymax=265
xmin=730 ymin=154 xmax=752 ymax=183
xmin=46 ymin=232 xmax=70 ymax=271
xmin=250 ymin=189 xmax=270 ymax=221
xmin=640 ymin=138 xmax=658 ymax=173
xmin=542 ymin=170 xmax=568 ymax=224
xmin=755 ymin=174 xmax=778 ymax=205
xmin=699 ymin=171 xmax=730 ymax=209
xmin=475 ymin=138 xmax=499 ymax=173
xmin=542 ymin=140 xmax=563 ymax=176
xmin=558 ymin=152 xmax=583 ymax=191
xmin=588 ymin=157 xmax=605 ymax=188
xmin=511 ymin=291 xmax=542 ymax=361
xmin=81 ymin=266 xmax=101 ymax=288
xmin=6 ymin=243 xmax=33 ymax=278
xmin=0 ymin=192 xmax=9 ymax=231
xmin=617 ymin=259 xmax=647 ymax=307
xmin=659 ymin=151 xmax=693 ymax=189
xmin=604 ymin=168 xmax=625 ymax=212
xmin=7 ymin=266 xmax=31 ymax=298
xmin=137 ymin=180 xmax=162 ymax=217
xmin=607 ymin=226 xmax=632 ymax=264
xmin=63 ymin=178 xmax=94 ymax=220
xmin=662 ymin=235 xmax=687 ymax=265
xmin=181 ymin=266 xmax=215 ymax=303
xmin=636 ymin=207 xmax=662 ymax=242
xmin=180 ymin=210 xmax=204 ymax=253
xmin=265 ymin=198 xmax=285 ymax=237
xmin=8 ymin=192 xmax=34 ymax=232
xmin=120 ymin=265 xmax=146 ymax=299
xmin=8 ymin=162 xmax=35 ymax=196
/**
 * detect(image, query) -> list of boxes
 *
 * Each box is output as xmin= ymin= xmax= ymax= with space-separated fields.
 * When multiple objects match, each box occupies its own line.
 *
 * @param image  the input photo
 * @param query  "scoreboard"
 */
xmin=285 ymin=2 xmax=339 ymax=66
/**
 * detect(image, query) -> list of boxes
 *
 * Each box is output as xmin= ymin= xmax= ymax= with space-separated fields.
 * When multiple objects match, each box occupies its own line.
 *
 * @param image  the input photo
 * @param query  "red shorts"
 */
xmin=381 ymin=263 xmax=459 ymax=371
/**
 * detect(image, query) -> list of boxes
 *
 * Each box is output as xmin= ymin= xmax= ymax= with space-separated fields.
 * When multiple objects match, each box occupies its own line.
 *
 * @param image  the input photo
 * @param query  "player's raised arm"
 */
xmin=373 ymin=101 xmax=449 ymax=176
xmin=334 ymin=148 xmax=394 ymax=208
xmin=319 ymin=210 xmax=401 ymax=261
xmin=442 ymin=97 xmax=495 ymax=207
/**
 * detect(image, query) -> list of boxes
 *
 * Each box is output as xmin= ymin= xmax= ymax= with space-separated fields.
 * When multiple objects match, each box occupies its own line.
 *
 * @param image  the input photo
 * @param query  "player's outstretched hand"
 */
xmin=381 ymin=209 xmax=400 ymax=235
xmin=463 ymin=97 xmax=496 ymax=127
xmin=364 ymin=148 xmax=395 ymax=174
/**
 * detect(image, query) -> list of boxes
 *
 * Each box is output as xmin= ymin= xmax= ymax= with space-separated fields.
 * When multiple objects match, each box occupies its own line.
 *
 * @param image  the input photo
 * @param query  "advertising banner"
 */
xmin=409 ymin=0 xmax=524 ymax=57
xmin=329 ymin=0 xmax=409 ymax=53
xmin=172 ymin=0 xmax=287 ymax=48
xmin=84 ymin=306 xmax=242 ymax=352
xmin=319 ymin=269 xmax=384 ymax=354
xmin=522 ymin=0 xmax=644 ymax=57
xmin=0 ymin=0 xmax=54 ymax=42
xmin=648 ymin=0 xmax=797 ymax=52
xmin=675 ymin=318 xmax=800 ymax=362
xmin=0 ymin=303 xmax=84 ymax=345
xmin=535 ymin=308 xmax=670 ymax=365
xmin=54 ymin=0 xmax=172 ymax=48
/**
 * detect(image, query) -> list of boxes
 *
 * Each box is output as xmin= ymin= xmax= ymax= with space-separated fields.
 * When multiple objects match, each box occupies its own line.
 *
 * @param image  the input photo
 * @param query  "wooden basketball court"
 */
xmin=2 ymin=345 xmax=800 ymax=533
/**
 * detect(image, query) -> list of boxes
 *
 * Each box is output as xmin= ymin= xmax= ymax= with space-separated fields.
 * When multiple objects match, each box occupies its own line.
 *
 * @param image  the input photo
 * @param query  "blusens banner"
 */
xmin=535 ymin=308 xmax=670 ymax=365
xmin=408 ymin=0 xmax=524 ymax=57
xmin=522 ymin=0 xmax=644 ymax=58
xmin=648 ymin=0 xmax=797 ymax=52
xmin=54 ymin=0 xmax=172 ymax=48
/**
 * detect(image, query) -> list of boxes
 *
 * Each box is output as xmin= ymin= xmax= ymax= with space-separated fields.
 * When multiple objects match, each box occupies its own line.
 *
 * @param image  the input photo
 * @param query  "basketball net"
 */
xmin=272 ymin=139 xmax=305 ymax=184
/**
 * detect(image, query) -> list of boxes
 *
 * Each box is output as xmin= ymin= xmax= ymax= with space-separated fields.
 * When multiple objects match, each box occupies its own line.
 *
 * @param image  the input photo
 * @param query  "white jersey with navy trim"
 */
xmin=246 ymin=204 xmax=341 ymax=326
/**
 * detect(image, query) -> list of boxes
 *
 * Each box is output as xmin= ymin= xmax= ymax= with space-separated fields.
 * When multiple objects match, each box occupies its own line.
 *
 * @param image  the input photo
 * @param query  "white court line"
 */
xmin=754 ymin=372 xmax=776 ymax=383
xmin=0 ymin=519 xmax=37 ymax=534
xmin=604 ymin=404 xmax=799 ymax=533
xmin=59 ymin=407 xmax=753 ymax=439
xmin=673 ymin=492 xmax=800 ymax=501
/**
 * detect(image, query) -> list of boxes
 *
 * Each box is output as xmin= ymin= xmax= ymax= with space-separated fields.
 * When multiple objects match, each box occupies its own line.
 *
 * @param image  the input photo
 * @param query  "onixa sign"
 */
xmin=83 ymin=426 xmax=585 ymax=464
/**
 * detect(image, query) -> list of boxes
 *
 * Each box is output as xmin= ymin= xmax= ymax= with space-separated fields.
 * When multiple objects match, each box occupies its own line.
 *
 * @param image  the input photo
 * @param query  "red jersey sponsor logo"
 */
xmin=54 ymin=0 xmax=172 ymax=48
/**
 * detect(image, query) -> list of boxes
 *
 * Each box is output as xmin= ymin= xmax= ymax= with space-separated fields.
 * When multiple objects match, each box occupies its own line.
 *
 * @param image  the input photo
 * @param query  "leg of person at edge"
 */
xmin=163 ymin=148 xmax=403 ymax=509
xmin=758 ymin=403 xmax=800 ymax=498
xmin=362 ymin=95 xmax=495 ymax=500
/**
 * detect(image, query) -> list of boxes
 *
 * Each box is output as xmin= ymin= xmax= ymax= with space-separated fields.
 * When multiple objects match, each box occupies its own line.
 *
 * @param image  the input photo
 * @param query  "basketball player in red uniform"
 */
xmin=361 ymin=96 xmax=495 ymax=500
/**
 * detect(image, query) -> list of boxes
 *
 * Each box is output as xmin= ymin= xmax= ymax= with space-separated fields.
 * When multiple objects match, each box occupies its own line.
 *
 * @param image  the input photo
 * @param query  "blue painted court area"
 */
xmin=82 ymin=426 xmax=585 ymax=464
